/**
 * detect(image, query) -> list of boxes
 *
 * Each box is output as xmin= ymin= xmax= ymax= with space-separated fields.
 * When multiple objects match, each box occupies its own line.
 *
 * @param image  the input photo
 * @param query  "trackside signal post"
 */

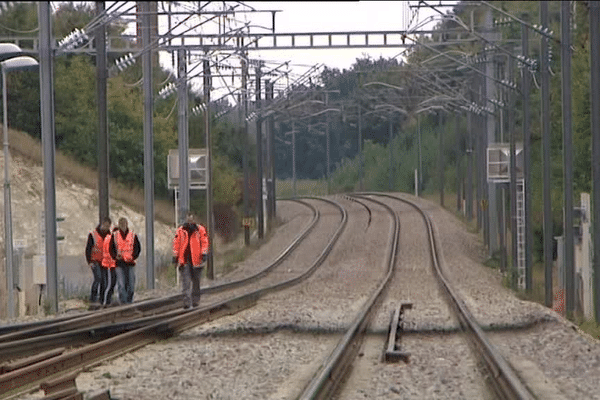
xmin=487 ymin=144 xmax=524 ymax=289
xmin=167 ymin=149 xmax=208 ymax=225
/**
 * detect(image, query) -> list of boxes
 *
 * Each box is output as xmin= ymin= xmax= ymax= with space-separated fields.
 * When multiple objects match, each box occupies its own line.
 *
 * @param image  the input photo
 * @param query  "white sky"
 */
xmin=245 ymin=1 xmax=422 ymax=71
xmin=115 ymin=1 xmax=450 ymax=99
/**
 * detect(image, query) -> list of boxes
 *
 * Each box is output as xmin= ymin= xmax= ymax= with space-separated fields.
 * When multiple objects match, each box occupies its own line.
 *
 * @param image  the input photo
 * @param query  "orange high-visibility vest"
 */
xmin=90 ymin=230 xmax=104 ymax=263
xmin=172 ymin=224 xmax=208 ymax=267
xmin=102 ymin=233 xmax=116 ymax=269
xmin=115 ymin=230 xmax=135 ymax=264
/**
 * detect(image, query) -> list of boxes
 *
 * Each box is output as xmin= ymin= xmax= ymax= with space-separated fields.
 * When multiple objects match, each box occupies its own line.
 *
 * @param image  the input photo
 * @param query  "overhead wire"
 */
xmin=81 ymin=1 xmax=133 ymax=35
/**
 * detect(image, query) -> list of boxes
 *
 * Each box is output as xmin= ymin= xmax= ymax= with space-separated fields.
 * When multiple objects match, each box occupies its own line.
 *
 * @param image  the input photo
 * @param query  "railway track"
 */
xmin=0 ymin=198 xmax=326 ymax=357
xmin=297 ymin=194 xmax=400 ymax=399
xmin=0 ymin=198 xmax=319 ymax=342
xmin=0 ymin=194 xmax=554 ymax=399
xmin=308 ymin=193 xmax=534 ymax=399
xmin=0 ymin=198 xmax=345 ymax=399
xmin=375 ymin=193 xmax=533 ymax=399
xmin=63 ymin=194 xmax=582 ymax=399
xmin=301 ymin=193 xmax=534 ymax=399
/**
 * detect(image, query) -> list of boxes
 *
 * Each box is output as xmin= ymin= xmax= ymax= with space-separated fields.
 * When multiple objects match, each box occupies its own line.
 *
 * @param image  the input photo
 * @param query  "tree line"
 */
xmin=2 ymin=2 xmax=594 ymax=257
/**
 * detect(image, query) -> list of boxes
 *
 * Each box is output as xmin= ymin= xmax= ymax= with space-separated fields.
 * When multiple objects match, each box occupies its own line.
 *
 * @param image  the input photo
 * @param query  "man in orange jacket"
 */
xmin=109 ymin=217 xmax=141 ymax=304
xmin=101 ymin=226 xmax=118 ymax=306
xmin=85 ymin=217 xmax=111 ymax=305
xmin=172 ymin=213 xmax=209 ymax=309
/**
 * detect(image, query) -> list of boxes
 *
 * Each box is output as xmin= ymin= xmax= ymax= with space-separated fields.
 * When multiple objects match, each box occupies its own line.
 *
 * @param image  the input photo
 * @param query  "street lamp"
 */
xmin=0 ymin=44 xmax=22 ymax=62
xmin=2 ymin=55 xmax=38 ymax=319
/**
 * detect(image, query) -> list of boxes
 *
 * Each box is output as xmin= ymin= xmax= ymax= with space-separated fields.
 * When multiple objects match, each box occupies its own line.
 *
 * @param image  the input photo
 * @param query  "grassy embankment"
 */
xmin=8 ymin=127 xmax=271 ymax=288
xmin=8 ymin=127 xmax=174 ymax=224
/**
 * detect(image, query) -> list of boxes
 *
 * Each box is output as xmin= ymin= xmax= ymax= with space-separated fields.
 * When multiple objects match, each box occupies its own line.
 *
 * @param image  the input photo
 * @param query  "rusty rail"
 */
xmin=0 ymin=197 xmax=347 ymax=399
xmin=0 ymin=199 xmax=318 ymax=362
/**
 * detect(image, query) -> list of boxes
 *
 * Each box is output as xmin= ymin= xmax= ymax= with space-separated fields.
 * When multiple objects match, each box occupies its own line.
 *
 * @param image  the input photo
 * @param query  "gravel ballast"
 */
xmin=15 ymin=194 xmax=600 ymax=399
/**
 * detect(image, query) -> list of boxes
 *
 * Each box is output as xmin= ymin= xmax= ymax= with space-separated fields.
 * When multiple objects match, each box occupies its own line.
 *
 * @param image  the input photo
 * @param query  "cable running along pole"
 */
xmin=142 ymin=2 xmax=155 ymax=289
xmin=204 ymin=57 xmax=214 ymax=279
xmin=522 ymin=19 xmax=532 ymax=292
xmin=540 ymin=1 xmax=553 ymax=307
xmin=561 ymin=1 xmax=575 ymax=314
xmin=39 ymin=2 xmax=59 ymax=314
xmin=589 ymin=1 xmax=600 ymax=322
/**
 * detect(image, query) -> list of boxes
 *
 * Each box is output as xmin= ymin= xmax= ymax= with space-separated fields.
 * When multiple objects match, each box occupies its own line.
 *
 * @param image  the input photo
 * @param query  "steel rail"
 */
xmin=0 ymin=197 xmax=348 ymax=399
xmin=340 ymin=194 xmax=372 ymax=229
xmin=298 ymin=194 xmax=400 ymax=400
xmin=0 ymin=308 xmax=189 ymax=361
xmin=372 ymin=193 xmax=534 ymax=400
xmin=0 ymin=199 xmax=320 ymax=361
xmin=0 ymin=313 xmax=89 ymax=336
xmin=0 ymin=296 xmax=182 ymax=343
xmin=0 ymin=198 xmax=317 ymax=344
xmin=201 ymin=198 xmax=320 ymax=293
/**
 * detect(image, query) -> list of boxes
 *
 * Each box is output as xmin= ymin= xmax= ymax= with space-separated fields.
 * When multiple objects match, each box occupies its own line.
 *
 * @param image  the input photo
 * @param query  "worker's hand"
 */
xmin=89 ymin=263 xmax=94 ymax=269
xmin=202 ymin=254 xmax=208 ymax=263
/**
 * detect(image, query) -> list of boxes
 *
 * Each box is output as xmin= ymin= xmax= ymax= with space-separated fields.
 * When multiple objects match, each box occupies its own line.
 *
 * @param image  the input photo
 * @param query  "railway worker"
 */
xmin=109 ymin=217 xmax=141 ymax=304
xmin=85 ymin=217 xmax=112 ymax=305
xmin=172 ymin=212 xmax=209 ymax=309
xmin=100 ymin=226 xmax=119 ymax=306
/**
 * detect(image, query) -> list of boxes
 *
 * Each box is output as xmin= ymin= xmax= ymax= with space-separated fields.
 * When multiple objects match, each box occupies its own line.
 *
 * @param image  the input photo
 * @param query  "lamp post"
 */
xmin=2 ymin=55 xmax=39 ymax=319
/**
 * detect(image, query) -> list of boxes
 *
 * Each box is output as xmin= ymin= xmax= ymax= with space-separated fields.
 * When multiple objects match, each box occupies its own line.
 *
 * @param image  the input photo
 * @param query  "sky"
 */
xmin=114 ymin=1 xmax=451 ymax=100
xmin=243 ymin=1 xmax=422 ymax=71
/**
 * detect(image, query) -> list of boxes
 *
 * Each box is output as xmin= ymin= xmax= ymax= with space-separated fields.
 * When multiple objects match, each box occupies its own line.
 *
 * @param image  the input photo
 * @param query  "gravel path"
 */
xmin=17 ymin=194 xmax=600 ymax=400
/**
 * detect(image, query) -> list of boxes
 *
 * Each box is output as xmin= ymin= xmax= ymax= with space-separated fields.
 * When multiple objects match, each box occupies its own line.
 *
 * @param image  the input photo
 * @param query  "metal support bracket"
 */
xmin=384 ymin=302 xmax=412 ymax=363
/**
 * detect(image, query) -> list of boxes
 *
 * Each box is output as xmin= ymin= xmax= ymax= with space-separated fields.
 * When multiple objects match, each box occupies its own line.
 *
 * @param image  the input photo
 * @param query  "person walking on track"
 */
xmin=109 ymin=217 xmax=141 ymax=304
xmin=101 ymin=226 xmax=118 ymax=306
xmin=172 ymin=213 xmax=209 ymax=309
xmin=85 ymin=217 xmax=111 ymax=305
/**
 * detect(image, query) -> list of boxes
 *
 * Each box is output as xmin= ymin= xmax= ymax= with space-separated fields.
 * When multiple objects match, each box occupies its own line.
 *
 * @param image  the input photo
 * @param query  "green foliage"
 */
xmin=0 ymin=2 xmax=37 ymax=35
xmin=2 ymin=2 xmax=598 ymax=264
xmin=212 ymin=153 xmax=241 ymax=206
xmin=0 ymin=3 xmax=243 ymax=212
xmin=578 ymin=319 xmax=600 ymax=341
xmin=320 ymin=0 xmax=598 ymax=267
xmin=54 ymin=56 xmax=97 ymax=161
xmin=276 ymin=179 xmax=328 ymax=198
xmin=52 ymin=2 xmax=95 ymax=38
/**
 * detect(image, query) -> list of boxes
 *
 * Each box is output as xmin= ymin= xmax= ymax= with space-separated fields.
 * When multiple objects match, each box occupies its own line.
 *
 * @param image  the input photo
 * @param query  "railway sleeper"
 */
xmin=40 ymin=371 xmax=79 ymax=398
xmin=85 ymin=389 xmax=112 ymax=400
xmin=40 ymin=387 xmax=82 ymax=400
xmin=0 ymin=347 xmax=65 ymax=374
xmin=384 ymin=303 xmax=412 ymax=363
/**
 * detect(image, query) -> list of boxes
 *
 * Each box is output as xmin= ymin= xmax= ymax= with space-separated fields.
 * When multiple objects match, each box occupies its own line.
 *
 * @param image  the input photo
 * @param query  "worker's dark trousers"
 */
xmin=116 ymin=262 xmax=135 ymax=304
xmin=179 ymin=263 xmax=202 ymax=308
xmin=90 ymin=261 xmax=103 ymax=303
xmin=101 ymin=267 xmax=116 ymax=305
